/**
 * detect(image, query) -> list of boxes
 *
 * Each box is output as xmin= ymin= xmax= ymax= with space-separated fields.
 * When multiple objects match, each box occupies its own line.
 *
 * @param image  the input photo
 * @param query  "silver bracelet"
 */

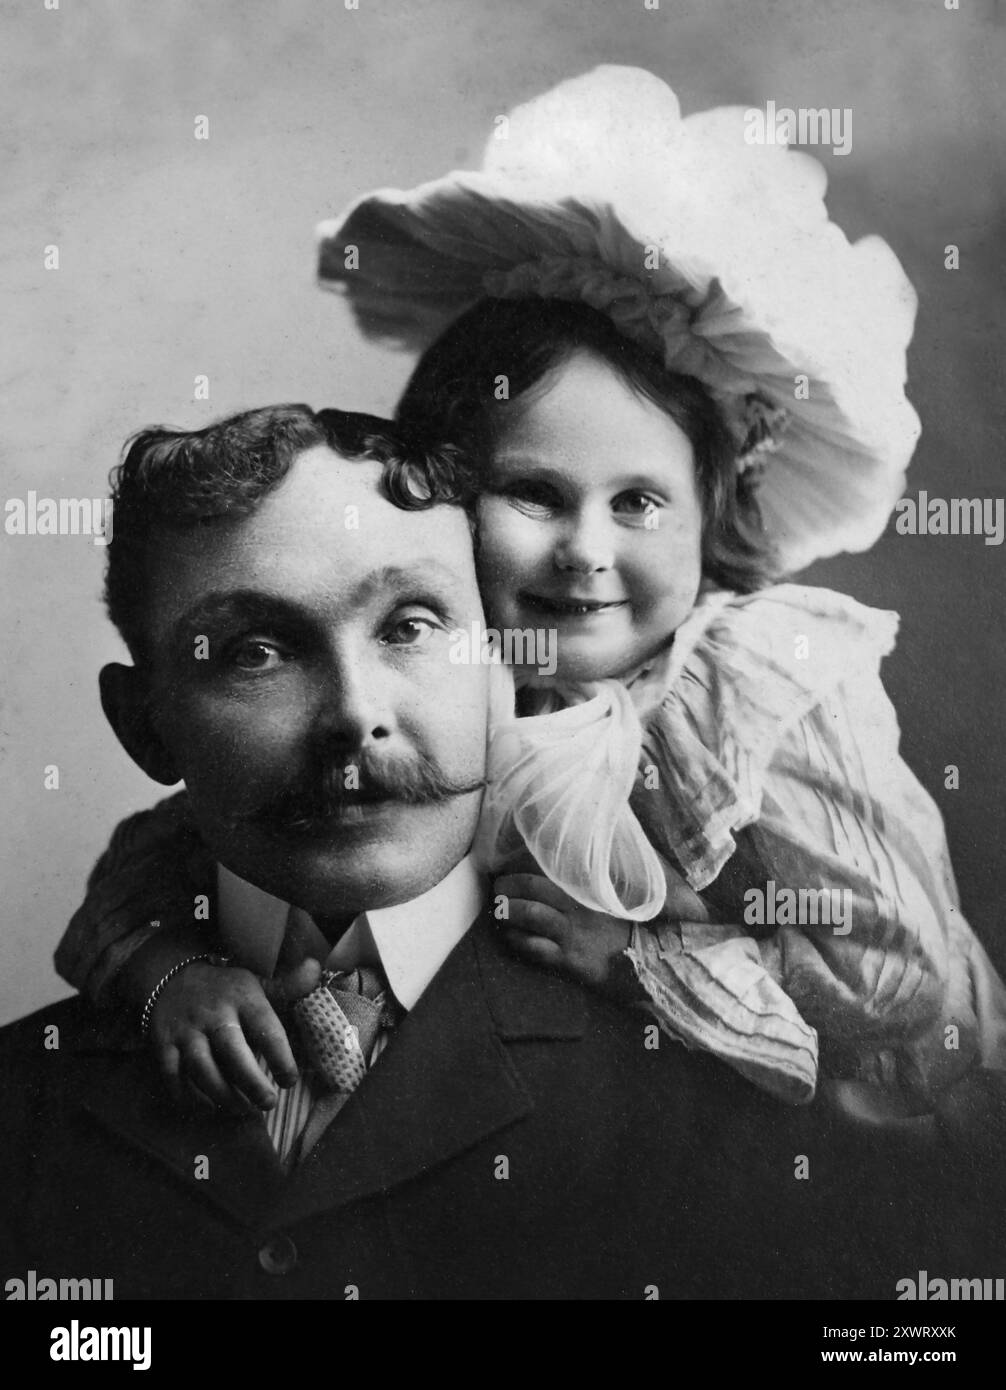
xmin=139 ymin=952 xmax=232 ymax=1039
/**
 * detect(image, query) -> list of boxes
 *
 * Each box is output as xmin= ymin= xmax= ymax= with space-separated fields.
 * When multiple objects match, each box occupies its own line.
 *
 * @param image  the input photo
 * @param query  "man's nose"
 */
xmin=311 ymin=651 xmax=394 ymax=752
xmin=553 ymin=508 xmax=615 ymax=574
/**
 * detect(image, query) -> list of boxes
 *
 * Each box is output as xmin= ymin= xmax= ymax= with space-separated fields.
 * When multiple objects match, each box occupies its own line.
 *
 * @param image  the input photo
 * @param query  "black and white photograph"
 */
xmin=2 ymin=0 xmax=1004 ymax=1350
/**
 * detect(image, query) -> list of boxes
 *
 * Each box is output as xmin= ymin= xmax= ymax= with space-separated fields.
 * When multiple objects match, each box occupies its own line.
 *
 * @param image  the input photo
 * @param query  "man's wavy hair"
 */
xmin=395 ymin=298 xmax=781 ymax=593
xmin=106 ymin=404 xmax=469 ymax=664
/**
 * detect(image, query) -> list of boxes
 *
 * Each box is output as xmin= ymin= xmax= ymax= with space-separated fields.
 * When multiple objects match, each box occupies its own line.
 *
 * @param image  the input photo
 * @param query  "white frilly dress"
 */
xmin=475 ymin=583 xmax=1006 ymax=1112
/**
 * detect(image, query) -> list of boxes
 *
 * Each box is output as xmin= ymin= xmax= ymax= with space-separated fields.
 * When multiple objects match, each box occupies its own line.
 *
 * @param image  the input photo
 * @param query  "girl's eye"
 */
xmin=613 ymin=491 xmax=662 ymax=523
xmin=500 ymin=480 xmax=563 ymax=515
xmin=229 ymin=638 xmax=286 ymax=672
xmin=382 ymin=614 xmax=442 ymax=647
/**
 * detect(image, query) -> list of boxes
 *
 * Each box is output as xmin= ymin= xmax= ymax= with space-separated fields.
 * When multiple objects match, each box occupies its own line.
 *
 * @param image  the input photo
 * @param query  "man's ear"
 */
xmin=99 ymin=663 xmax=181 ymax=786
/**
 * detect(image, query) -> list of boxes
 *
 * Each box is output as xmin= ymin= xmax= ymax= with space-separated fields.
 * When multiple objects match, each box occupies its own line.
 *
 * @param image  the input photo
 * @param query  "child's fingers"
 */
xmin=500 ymin=928 xmax=564 ymax=970
xmin=241 ymin=998 xmax=300 ymax=1088
xmin=208 ymin=1021 xmax=280 ymax=1111
xmin=262 ymin=958 xmax=322 ymax=1009
xmin=656 ymin=854 xmax=709 ymax=921
xmin=180 ymin=1035 xmax=255 ymax=1115
xmin=496 ymin=873 xmax=575 ymax=914
xmin=501 ymin=849 xmax=545 ymax=877
xmin=157 ymin=1042 xmax=185 ymax=1106
xmin=503 ymin=896 xmax=569 ymax=944
xmin=662 ymin=880 xmax=709 ymax=921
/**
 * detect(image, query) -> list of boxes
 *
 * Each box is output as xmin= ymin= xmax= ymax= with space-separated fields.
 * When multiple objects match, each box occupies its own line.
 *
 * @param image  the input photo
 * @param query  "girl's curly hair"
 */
xmin=395 ymin=297 xmax=782 ymax=593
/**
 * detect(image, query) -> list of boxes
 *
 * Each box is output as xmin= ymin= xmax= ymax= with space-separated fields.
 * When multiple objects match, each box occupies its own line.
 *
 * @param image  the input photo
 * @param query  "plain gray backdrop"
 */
xmin=2 ymin=0 xmax=1004 ymax=1022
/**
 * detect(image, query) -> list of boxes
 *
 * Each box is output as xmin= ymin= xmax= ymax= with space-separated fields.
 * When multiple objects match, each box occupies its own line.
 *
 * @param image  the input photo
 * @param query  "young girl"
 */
xmin=397 ymin=294 xmax=1006 ymax=1116
xmin=56 ymin=67 xmax=1006 ymax=1120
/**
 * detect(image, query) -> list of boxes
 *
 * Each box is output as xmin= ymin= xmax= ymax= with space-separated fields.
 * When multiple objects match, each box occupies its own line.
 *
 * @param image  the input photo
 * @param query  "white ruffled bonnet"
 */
xmin=317 ymin=65 xmax=921 ymax=573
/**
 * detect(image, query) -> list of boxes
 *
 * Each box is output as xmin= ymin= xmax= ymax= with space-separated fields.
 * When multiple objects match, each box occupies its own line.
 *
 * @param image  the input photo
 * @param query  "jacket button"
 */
xmin=258 ymin=1235 xmax=298 ymax=1275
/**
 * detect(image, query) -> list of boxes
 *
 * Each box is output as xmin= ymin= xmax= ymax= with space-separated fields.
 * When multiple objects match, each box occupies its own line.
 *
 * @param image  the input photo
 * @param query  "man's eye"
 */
xmin=382 ymin=615 xmax=442 ymax=647
xmin=614 ymin=491 xmax=662 ymax=522
xmin=229 ymin=639 xmax=286 ymax=671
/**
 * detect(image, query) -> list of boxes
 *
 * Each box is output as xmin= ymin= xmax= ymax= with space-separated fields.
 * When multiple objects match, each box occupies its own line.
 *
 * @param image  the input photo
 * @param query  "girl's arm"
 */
xmin=53 ymin=792 xmax=308 ymax=1110
xmin=628 ymin=585 xmax=1006 ymax=1108
xmin=495 ymin=857 xmax=821 ymax=1104
xmin=711 ymin=665 xmax=1006 ymax=1102
xmin=610 ymin=656 xmax=1000 ymax=1111
xmin=54 ymin=791 xmax=217 ymax=1006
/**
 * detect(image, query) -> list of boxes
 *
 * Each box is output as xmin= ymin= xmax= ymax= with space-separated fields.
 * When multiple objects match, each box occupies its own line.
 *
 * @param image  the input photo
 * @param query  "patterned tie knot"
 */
xmin=291 ymin=966 xmax=399 ymax=1092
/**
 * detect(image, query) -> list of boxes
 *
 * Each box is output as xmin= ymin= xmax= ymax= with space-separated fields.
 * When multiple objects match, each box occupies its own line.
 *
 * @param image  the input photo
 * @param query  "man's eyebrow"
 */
xmin=168 ymin=591 xmax=306 ymax=648
xmin=350 ymin=561 xmax=466 ymax=604
xmin=168 ymin=565 xmax=466 ymax=647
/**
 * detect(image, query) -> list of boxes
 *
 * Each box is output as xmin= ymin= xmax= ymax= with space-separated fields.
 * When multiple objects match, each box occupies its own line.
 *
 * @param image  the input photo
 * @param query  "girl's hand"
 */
xmin=495 ymin=873 xmax=638 ymax=991
xmin=150 ymin=958 xmax=321 ymax=1115
xmin=495 ymin=856 xmax=710 ymax=998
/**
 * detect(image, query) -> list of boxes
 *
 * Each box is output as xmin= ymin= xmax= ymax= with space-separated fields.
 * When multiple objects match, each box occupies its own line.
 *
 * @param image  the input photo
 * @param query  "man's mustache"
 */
xmin=234 ymin=749 xmax=485 ymax=835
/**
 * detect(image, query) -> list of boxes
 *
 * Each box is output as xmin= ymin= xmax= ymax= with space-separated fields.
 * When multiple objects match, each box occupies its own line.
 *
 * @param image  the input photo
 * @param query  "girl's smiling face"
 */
xmin=476 ymin=348 xmax=704 ymax=682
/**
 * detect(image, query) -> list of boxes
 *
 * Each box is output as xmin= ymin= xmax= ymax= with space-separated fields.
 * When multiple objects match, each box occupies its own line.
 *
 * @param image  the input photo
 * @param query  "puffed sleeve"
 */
xmin=53 ymin=791 xmax=215 ymax=1005
xmin=630 ymin=584 xmax=1006 ymax=1107
xmin=738 ymin=668 xmax=1006 ymax=1101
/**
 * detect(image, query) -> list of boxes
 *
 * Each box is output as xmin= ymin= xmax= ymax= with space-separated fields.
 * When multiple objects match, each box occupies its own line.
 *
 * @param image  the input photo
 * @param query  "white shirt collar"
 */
xmin=216 ymin=855 xmax=484 ymax=1011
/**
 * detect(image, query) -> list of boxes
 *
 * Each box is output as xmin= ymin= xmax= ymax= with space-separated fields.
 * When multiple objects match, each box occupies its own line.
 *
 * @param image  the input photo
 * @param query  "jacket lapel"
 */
xmin=73 ymin=1040 xmax=286 ymax=1230
xmin=72 ymin=907 xmax=587 ymax=1233
xmin=272 ymin=909 xmax=586 ymax=1229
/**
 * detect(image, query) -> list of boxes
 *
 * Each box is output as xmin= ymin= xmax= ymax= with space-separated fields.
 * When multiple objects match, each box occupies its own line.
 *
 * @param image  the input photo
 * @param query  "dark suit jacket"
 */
xmin=0 ymin=909 xmax=982 ymax=1300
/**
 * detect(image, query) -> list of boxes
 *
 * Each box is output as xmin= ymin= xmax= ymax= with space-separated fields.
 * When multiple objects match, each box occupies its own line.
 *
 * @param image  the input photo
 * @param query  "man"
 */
xmin=0 ymin=406 xmax=974 ymax=1299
